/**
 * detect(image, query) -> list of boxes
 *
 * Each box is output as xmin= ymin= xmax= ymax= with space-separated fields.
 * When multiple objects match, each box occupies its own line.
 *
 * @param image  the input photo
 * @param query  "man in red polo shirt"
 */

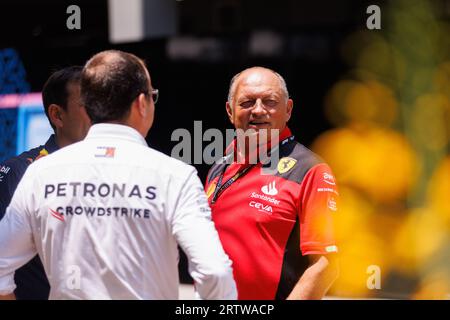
xmin=205 ymin=67 xmax=339 ymax=299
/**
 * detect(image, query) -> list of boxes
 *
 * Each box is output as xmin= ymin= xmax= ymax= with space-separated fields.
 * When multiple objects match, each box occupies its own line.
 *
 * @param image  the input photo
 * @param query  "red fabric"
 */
xmin=205 ymin=128 xmax=338 ymax=299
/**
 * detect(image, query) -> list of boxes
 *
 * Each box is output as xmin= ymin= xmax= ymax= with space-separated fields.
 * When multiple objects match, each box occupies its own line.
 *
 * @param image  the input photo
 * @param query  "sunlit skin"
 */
xmin=114 ymin=65 xmax=155 ymax=138
xmin=226 ymin=67 xmax=293 ymax=142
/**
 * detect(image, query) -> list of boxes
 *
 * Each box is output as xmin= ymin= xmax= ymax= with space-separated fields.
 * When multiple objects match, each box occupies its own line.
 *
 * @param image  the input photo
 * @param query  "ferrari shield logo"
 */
xmin=277 ymin=157 xmax=297 ymax=174
xmin=206 ymin=182 xmax=217 ymax=198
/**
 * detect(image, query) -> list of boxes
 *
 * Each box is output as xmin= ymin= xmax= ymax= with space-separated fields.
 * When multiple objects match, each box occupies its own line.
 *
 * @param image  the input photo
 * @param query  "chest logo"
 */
xmin=249 ymin=201 xmax=273 ymax=214
xmin=49 ymin=208 xmax=65 ymax=222
xmin=261 ymin=181 xmax=278 ymax=196
xmin=277 ymin=157 xmax=297 ymax=174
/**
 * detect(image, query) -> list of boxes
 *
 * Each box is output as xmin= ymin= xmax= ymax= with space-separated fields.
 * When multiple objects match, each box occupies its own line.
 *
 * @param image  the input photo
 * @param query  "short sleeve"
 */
xmin=298 ymin=163 xmax=339 ymax=255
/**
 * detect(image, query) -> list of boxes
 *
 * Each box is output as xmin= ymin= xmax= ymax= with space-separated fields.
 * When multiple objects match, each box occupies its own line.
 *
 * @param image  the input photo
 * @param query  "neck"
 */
xmin=234 ymin=136 xmax=272 ymax=165
xmin=55 ymin=134 xmax=71 ymax=149
xmin=233 ymin=127 xmax=289 ymax=164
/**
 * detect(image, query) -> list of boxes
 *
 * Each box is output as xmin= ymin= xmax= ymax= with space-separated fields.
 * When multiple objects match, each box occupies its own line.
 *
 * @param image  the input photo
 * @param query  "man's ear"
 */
xmin=48 ymin=104 xmax=63 ymax=129
xmin=286 ymin=99 xmax=293 ymax=122
xmin=226 ymin=101 xmax=234 ymax=125
xmin=137 ymin=93 xmax=148 ymax=117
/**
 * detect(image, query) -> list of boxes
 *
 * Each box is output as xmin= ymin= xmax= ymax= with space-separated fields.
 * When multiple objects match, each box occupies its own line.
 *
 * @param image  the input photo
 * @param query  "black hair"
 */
xmin=81 ymin=50 xmax=150 ymax=124
xmin=42 ymin=66 xmax=83 ymax=131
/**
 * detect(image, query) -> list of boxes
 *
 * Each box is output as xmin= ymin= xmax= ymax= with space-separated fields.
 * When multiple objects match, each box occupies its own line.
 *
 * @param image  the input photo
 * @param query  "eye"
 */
xmin=263 ymin=99 xmax=278 ymax=108
xmin=240 ymin=100 xmax=255 ymax=109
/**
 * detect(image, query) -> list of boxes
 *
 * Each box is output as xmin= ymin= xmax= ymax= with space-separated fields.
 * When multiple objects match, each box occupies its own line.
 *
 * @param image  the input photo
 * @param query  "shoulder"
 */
xmin=33 ymin=140 xmax=198 ymax=181
xmin=0 ymin=145 xmax=46 ymax=217
xmin=141 ymin=145 xmax=198 ymax=179
xmin=0 ymin=145 xmax=45 ymax=184
xmin=267 ymin=140 xmax=327 ymax=184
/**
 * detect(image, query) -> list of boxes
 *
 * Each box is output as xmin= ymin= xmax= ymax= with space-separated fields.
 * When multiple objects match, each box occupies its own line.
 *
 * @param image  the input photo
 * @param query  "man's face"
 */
xmin=226 ymin=68 xmax=293 ymax=138
xmin=59 ymin=82 xmax=91 ymax=145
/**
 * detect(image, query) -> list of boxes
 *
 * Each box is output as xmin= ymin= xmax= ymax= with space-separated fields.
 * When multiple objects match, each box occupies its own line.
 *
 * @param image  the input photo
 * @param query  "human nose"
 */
xmin=252 ymin=99 xmax=267 ymax=115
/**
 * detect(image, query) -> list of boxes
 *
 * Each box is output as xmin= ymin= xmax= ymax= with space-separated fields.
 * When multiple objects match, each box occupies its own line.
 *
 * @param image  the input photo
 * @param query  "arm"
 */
xmin=0 ymin=162 xmax=21 ymax=300
xmin=171 ymin=170 xmax=237 ymax=300
xmin=0 ymin=161 xmax=22 ymax=221
xmin=0 ymin=166 xmax=38 ymax=297
xmin=0 ymin=293 xmax=16 ymax=300
xmin=290 ymin=163 xmax=340 ymax=299
xmin=287 ymin=254 xmax=339 ymax=300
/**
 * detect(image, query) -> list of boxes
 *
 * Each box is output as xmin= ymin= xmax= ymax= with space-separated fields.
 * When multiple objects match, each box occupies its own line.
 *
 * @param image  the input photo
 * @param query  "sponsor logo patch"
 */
xmin=261 ymin=181 xmax=278 ymax=196
xmin=277 ymin=157 xmax=297 ymax=174
xmin=325 ymin=245 xmax=338 ymax=253
xmin=328 ymin=197 xmax=337 ymax=211
xmin=250 ymin=192 xmax=280 ymax=205
xmin=0 ymin=166 xmax=11 ymax=182
xmin=317 ymin=187 xmax=339 ymax=195
xmin=0 ymin=165 xmax=10 ymax=174
xmin=95 ymin=146 xmax=116 ymax=158
xmin=323 ymin=172 xmax=336 ymax=186
xmin=249 ymin=201 xmax=273 ymax=214
xmin=49 ymin=208 xmax=65 ymax=222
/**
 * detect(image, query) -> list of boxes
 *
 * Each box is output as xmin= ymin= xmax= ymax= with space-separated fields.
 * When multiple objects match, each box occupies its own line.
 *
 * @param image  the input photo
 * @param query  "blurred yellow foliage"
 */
xmin=427 ymin=156 xmax=450 ymax=229
xmin=312 ymin=126 xmax=418 ymax=203
xmin=325 ymin=80 xmax=398 ymax=127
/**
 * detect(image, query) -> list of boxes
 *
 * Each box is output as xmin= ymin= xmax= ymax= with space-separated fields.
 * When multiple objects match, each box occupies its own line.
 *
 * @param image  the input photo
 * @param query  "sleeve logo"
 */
xmin=0 ymin=165 xmax=10 ymax=182
xmin=323 ymin=172 xmax=336 ymax=185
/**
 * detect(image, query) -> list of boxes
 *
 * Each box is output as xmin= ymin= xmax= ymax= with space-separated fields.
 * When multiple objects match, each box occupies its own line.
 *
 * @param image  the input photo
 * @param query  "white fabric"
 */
xmin=0 ymin=123 xmax=236 ymax=300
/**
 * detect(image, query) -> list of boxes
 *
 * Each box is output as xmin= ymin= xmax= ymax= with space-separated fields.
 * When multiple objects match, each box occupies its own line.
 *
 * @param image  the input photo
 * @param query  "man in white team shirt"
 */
xmin=0 ymin=50 xmax=237 ymax=300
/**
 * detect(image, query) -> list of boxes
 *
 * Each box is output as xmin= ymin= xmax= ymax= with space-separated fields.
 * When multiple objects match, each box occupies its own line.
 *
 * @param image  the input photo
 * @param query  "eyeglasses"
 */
xmin=151 ymin=89 xmax=159 ymax=104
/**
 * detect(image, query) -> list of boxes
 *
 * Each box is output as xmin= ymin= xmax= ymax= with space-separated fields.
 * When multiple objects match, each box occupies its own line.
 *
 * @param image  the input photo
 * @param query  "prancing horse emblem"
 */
xmin=277 ymin=157 xmax=297 ymax=174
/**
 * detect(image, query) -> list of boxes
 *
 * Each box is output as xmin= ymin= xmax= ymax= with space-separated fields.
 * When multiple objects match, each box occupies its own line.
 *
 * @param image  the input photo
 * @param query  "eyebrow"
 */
xmin=237 ymin=92 xmax=281 ymax=101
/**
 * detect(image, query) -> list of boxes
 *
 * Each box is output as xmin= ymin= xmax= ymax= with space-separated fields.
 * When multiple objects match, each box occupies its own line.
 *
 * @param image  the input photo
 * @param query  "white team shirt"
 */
xmin=0 ymin=123 xmax=237 ymax=299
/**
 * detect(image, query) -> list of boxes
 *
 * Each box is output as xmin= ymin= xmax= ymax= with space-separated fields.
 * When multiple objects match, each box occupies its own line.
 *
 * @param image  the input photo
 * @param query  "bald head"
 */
xmin=225 ymin=66 xmax=293 ymax=133
xmin=227 ymin=67 xmax=289 ymax=104
xmin=81 ymin=50 xmax=151 ymax=124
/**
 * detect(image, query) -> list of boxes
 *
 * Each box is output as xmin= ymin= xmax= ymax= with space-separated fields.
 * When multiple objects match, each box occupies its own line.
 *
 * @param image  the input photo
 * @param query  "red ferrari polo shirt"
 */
xmin=205 ymin=127 xmax=338 ymax=299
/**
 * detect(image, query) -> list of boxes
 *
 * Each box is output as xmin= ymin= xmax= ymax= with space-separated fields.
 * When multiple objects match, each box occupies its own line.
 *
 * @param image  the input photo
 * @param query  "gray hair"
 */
xmin=227 ymin=67 xmax=289 ymax=104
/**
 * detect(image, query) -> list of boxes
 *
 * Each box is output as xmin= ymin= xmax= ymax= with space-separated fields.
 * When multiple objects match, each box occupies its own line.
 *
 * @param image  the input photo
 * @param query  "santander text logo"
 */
xmin=261 ymin=181 xmax=278 ymax=196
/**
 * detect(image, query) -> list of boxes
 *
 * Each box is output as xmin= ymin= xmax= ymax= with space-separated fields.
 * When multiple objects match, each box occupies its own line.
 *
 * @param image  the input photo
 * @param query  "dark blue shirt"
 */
xmin=0 ymin=135 xmax=58 ymax=300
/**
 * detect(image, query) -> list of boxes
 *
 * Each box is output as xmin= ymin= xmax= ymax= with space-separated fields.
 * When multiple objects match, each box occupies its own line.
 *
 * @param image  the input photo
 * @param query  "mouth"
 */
xmin=248 ymin=121 xmax=270 ymax=129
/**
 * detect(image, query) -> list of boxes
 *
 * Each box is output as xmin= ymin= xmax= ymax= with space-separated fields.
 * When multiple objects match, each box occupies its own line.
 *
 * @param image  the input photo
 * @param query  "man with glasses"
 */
xmin=0 ymin=50 xmax=237 ymax=299
xmin=205 ymin=67 xmax=339 ymax=299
